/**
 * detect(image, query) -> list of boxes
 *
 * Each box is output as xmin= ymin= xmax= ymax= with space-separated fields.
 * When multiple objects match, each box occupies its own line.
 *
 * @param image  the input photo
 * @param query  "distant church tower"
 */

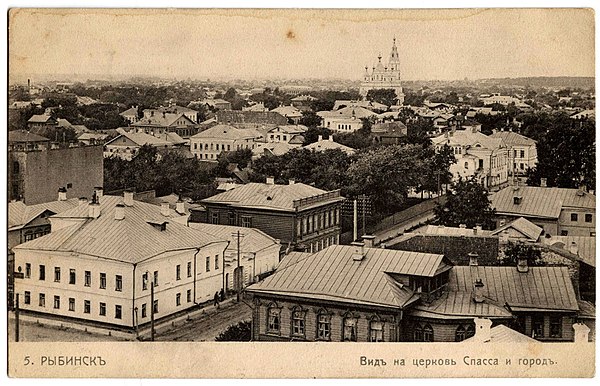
xmin=359 ymin=37 xmax=405 ymax=105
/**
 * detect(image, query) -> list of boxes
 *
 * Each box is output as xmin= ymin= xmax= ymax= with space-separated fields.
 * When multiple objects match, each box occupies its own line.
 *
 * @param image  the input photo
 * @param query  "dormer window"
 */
xmin=513 ymin=196 xmax=522 ymax=205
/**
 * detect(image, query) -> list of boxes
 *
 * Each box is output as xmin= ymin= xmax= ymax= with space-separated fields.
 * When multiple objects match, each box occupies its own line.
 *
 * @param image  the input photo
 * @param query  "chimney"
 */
xmin=540 ymin=178 xmax=547 ymax=187
xmin=569 ymin=241 xmax=579 ymax=256
xmin=351 ymin=241 xmax=366 ymax=261
xmin=517 ymin=256 xmax=529 ymax=273
xmin=94 ymin=186 xmax=103 ymax=198
xmin=176 ymin=200 xmax=185 ymax=215
xmin=88 ymin=202 xmax=101 ymax=219
xmin=362 ymin=235 xmax=376 ymax=249
xmin=78 ymin=197 xmax=88 ymax=206
xmin=473 ymin=279 xmax=485 ymax=303
xmin=472 ymin=226 xmax=478 ymax=235
xmin=578 ymin=184 xmax=587 ymax=195
xmin=468 ymin=252 xmax=479 ymax=266
xmin=492 ymin=128 xmax=497 ymax=134
xmin=266 ymin=177 xmax=275 ymax=185
xmin=288 ymin=178 xmax=296 ymax=185
xmin=459 ymin=223 xmax=467 ymax=229
xmin=114 ymin=203 xmax=125 ymax=220
xmin=57 ymin=187 xmax=67 ymax=201
xmin=473 ymin=318 xmax=493 ymax=343
xmin=161 ymin=202 xmax=170 ymax=217
xmin=317 ymin=135 xmax=323 ymax=142
xmin=573 ymin=323 xmax=591 ymax=343
xmin=123 ymin=190 xmax=134 ymax=207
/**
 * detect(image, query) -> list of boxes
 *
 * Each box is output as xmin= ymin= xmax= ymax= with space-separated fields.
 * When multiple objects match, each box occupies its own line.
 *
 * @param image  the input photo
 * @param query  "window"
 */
xmin=520 ymin=150 xmax=525 ymax=158
xmin=25 ymin=263 xmax=31 ymax=278
xmin=153 ymin=271 xmax=159 ymax=286
xmin=317 ymin=313 xmax=331 ymax=341
xmin=176 ymin=293 xmax=181 ymax=306
xmin=585 ymin=213 xmax=593 ymax=223
xmin=69 ymin=269 xmax=76 ymax=285
xmin=187 ymin=289 xmax=192 ymax=303
xmin=291 ymin=309 xmax=306 ymax=337
xmin=561 ymin=230 xmax=569 ymax=236
xmin=100 ymin=273 xmax=106 ymax=289
xmin=84 ymin=300 xmax=91 ymax=314
xmin=464 ymin=161 xmax=469 ymax=169
xmin=115 ymin=305 xmax=122 ymax=319
xmin=39 ymin=293 xmax=45 ymax=307
xmin=241 ymin=216 xmax=252 ymax=228
xmin=215 ymin=255 xmax=219 ymax=270
xmin=176 ymin=265 xmax=181 ymax=280
xmin=414 ymin=323 xmax=434 ymax=342
xmin=141 ymin=303 xmax=147 ymax=318
xmin=142 ymin=272 xmax=148 ymax=290
xmin=68 ymin=298 xmax=75 ymax=311
xmin=153 ymin=299 xmax=159 ymax=314
xmin=532 ymin=315 xmax=544 ymax=338
xmin=211 ymin=212 xmax=219 ymax=224
xmin=99 ymin=302 xmax=106 ymax=316
xmin=571 ymin=213 xmax=578 ymax=222
xmin=343 ymin=317 xmax=358 ymax=342
xmin=115 ymin=275 xmax=122 ymax=291
xmin=267 ymin=305 xmax=281 ymax=333
xmin=549 ymin=316 xmax=562 ymax=338
xmin=39 ymin=265 xmax=45 ymax=281
xmin=228 ymin=212 xmax=235 ymax=225
xmin=369 ymin=320 xmax=384 ymax=342
xmin=455 ymin=324 xmax=475 ymax=342
xmin=53 ymin=295 xmax=60 ymax=309
xmin=84 ymin=271 xmax=91 ymax=287
xmin=24 ymin=291 xmax=30 ymax=305
xmin=54 ymin=267 xmax=61 ymax=282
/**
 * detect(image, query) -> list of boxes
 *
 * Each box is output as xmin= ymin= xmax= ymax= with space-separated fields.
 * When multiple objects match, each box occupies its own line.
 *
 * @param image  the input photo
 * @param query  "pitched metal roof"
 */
xmin=134 ymin=112 xmax=194 ymax=127
xmin=422 ymin=225 xmax=492 ymax=237
xmin=27 ymin=114 xmax=55 ymax=123
xmin=15 ymin=196 xmax=225 ymax=263
xmin=463 ymin=324 xmax=538 ymax=343
xmin=542 ymin=235 xmax=595 ymax=267
xmin=489 ymin=131 xmax=536 ymax=146
xmin=247 ymin=245 xmax=449 ymax=309
xmin=201 ymin=182 xmax=338 ymax=212
xmin=491 ymin=186 xmax=596 ymax=219
xmin=490 ymin=217 xmax=543 ymax=241
xmin=432 ymin=130 xmax=504 ymax=150
xmin=187 ymin=223 xmax=279 ymax=254
xmin=8 ymin=130 xmax=50 ymax=143
xmin=8 ymin=198 xmax=81 ymax=230
xmin=105 ymin=131 xmax=173 ymax=147
xmin=413 ymin=265 xmax=579 ymax=318
xmin=190 ymin=124 xmax=262 ymax=141
xmin=303 ymin=139 xmax=356 ymax=155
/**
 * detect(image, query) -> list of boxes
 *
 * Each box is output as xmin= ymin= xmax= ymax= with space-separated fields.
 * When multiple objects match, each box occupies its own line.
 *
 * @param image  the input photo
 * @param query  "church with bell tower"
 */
xmin=359 ymin=37 xmax=405 ymax=105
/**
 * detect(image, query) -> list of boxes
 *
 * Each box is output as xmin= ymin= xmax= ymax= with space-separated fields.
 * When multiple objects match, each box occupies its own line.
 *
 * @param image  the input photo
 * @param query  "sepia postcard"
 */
xmin=5 ymin=7 xmax=597 ymax=379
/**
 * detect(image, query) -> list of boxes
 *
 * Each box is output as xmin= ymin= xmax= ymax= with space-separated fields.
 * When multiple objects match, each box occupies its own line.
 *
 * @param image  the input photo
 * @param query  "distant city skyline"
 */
xmin=9 ymin=9 xmax=595 ymax=83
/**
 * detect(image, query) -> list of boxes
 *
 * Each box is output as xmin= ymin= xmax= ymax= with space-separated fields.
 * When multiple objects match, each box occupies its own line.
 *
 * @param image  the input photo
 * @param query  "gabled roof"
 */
xmin=490 ymin=131 xmax=536 ymax=146
xmin=253 ymin=142 xmax=293 ymax=157
xmin=412 ymin=265 xmax=579 ymax=319
xmin=542 ymin=235 xmax=595 ymax=268
xmin=27 ymin=114 xmax=56 ymax=124
xmin=247 ymin=245 xmax=450 ymax=309
xmin=432 ymin=130 xmax=504 ymax=151
xmin=303 ymin=139 xmax=356 ymax=155
xmin=16 ymin=196 xmax=224 ymax=263
xmin=422 ymin=225 xmax=492 ymax=237
xmin=267 ymin=125 xmax=308 ymax=135
xmin=216 ymin=110 xmax=288 ymax=125
xmin=490 ymin=217 xmax=543 ymax=241
xmin=77 ymin=132 xmax=109 ymax=141
xmin=8 ymin=199 xmax=81 ymax=230
xmin=491 ymin=186 xmax=595 ymax=219
xmin=317 ymin=106 xmax=377 ymax=120
xmin=372 ymin=121 xmax=407 ymax=137
xmin=104 ymin=131 xmax=173 ymax=147
xmin=201 ymin=182 xmax=339 ymax=212
xmin=188 ymin=223 xmax=279 ymax=254
xmin=134 ymin=112 xmax=195 ymax=127
xmin=271 ymin=106 xmax=303 ymax=117
xmin=120 ymin=107 xmax=138 ymax=117
xmin=8 ymin=130 xmax=50 ymax=143
xmin=191 ymin=124 xmax=262 ymax=141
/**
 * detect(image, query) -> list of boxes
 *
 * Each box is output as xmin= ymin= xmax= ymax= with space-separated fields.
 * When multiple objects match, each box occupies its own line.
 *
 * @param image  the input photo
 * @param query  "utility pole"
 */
xmin=353 ymin=199 xmax=358 ymax=241
xmin=236 ymin=230 xmax=241 ymax=302
xmin=15 ymin=293 xmax=20 ymax=342
xmin=361 ymin=195 xmax=366 ymax=237
xmin=150 ymin=280 xmax=155 ymax=342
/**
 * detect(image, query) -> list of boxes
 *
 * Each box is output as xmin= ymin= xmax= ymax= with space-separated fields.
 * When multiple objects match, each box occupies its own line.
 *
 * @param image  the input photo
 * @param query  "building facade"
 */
xmin=490 ymin=130 xmax=538 ymax=176
xmin=359 ymin=38 xmax=405 ymax=105
xmin=189 ymin=124 xmax=264 ymax=161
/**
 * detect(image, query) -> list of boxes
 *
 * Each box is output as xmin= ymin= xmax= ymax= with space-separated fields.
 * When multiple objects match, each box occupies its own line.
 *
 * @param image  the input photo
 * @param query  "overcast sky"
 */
xmin=9 ymin=8 xmax=595 ymax=81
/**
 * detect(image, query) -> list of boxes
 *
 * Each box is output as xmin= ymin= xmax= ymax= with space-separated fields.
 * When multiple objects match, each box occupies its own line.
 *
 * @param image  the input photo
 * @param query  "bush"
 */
xmin=215 ymin=320 xmax=252 ymax=341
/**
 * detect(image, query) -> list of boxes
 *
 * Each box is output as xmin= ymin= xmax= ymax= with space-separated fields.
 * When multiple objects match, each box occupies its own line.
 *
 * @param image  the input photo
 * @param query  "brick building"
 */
xmin=191 ymin=179 xmax=344 ymax=253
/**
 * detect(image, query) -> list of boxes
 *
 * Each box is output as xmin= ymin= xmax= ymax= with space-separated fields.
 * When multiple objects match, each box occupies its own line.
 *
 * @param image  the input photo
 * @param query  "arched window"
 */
xmin=455 ymin=323 xmax=475 ymax=342
xmin=267 ymin=303 xmax=281 ymax=334
xmin=342 ymin=312 xmax=358 ymax=342
xmin=290 ymin=306 xmax=306 ymax=337
xmin=414 ymin=323 xmax=434 ymax=342
xmin=316 ymin=309 xmax=331 ymax=341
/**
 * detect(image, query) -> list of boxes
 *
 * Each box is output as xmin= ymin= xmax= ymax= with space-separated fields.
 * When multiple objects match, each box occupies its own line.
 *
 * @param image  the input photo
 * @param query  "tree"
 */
xmin=366 ymin=88 xmax=397 ymax=107
xmin=215 ymin=320 xmax=251 ymax=341
xmin=433 ymin=177 xmax=496 ymax=229
xmin=500 ymin=241 xmax=542 ymax=266
xmin=302 ymin=126 xmax=332 ymax=145
xmin=418 ymin=144 xmax=456 ymax=195
xmin=299 ymin=111 xmax=322 ymax=129
xmin=214 ymin=148 xmax=253 ymax=177
xmin=345 ymin=144 xmax=425 ymax=215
